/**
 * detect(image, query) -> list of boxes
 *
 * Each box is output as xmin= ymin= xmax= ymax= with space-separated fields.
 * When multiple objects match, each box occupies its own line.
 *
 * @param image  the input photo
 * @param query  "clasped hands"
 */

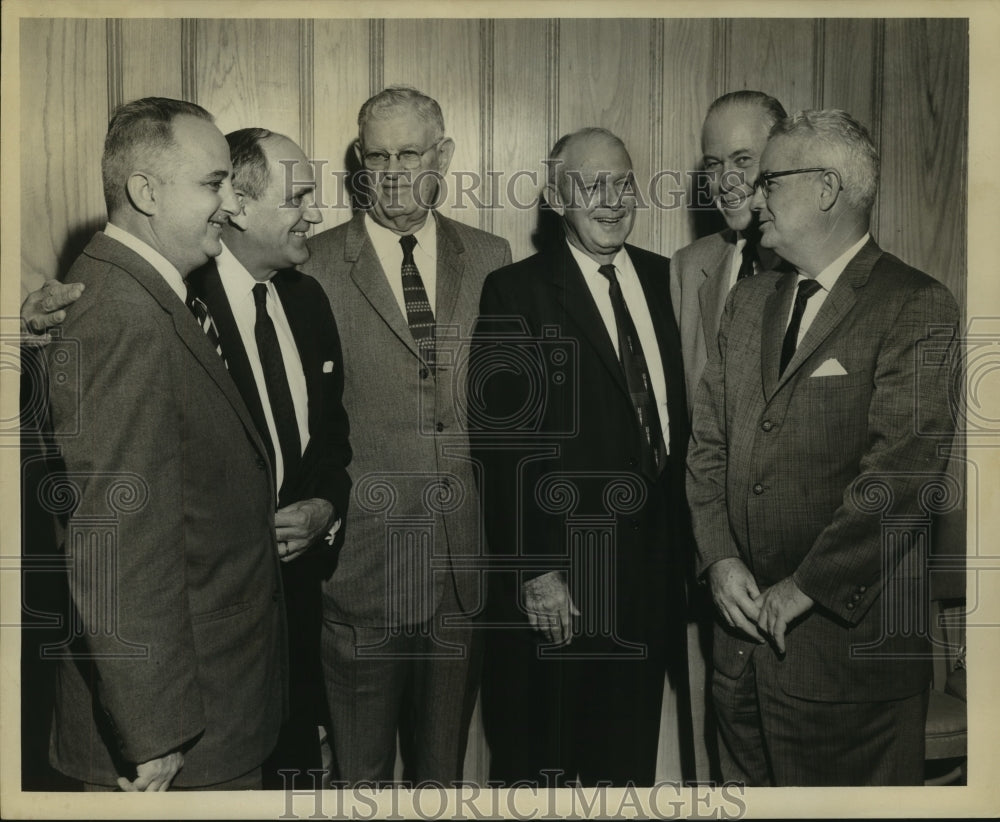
xmin=706 ymin=557 xmax=813 ymax=653
xmin=275 ymin=497 xmax=336 ymax=563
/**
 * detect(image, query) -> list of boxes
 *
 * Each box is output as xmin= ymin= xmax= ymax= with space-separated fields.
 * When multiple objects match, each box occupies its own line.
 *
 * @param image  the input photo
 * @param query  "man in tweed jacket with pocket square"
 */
xmin=686 ymin=109 xmax=960 ymax=786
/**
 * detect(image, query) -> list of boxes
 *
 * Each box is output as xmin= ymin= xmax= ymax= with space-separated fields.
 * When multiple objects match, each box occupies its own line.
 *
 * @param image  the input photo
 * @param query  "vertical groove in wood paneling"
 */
xmin=871 ymin=18 xmax=885 ymax=240
xmin=649 ymin=19 xmax=664 ymax=252
xmin=546 ymin=18 xmax=560 ymax=150
xmin=479 ymin=19 xmax=495 ymax=234
xmin=299 ymin=19 xmax=314 ymax=158
xmin=813 ymin=19 xmax=826 ymax=108
xmin=106 ymin=19 xmax=123 ymax=114
xmin=181 ymin=19 xmax=197 ymax=103
xmin=714 ymin=19 xmax=728 ymax=98
xmin=369 ymin=18 xmax=384 ymax=97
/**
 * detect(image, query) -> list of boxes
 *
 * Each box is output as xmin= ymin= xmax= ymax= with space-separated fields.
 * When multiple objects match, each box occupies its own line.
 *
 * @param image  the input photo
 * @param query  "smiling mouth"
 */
xmin=594 ymin=214 xmax=625 ymax=226
xmin=717 ymin=190 xmax=751 ymax=210
xmin=208 ymin=217 xmax=227 ymax=230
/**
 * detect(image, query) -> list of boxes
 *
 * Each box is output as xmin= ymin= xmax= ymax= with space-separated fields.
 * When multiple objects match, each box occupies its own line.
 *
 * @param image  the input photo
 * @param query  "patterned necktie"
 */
xmin=185 ymin=284 xmax=225 ymax=363
xmin=737 ymin=238 xmax=756 ymax=281
xmin=252 ymin=283 xmax=301 ymax=485
xmin=399 ymin=234 xmax=436 ymax=371
xmin=597 ymin=264 xmax=666 ymax=480
xmin=779 ymin=278 xmax=823 ymax=375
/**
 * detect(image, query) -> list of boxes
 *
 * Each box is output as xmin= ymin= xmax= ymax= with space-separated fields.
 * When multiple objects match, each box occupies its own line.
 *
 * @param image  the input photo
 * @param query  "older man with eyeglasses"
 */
xmin=302 ymin=86 xmax=511 ymax=785
xmin=686 ymin=109 xmax=960 ymax=785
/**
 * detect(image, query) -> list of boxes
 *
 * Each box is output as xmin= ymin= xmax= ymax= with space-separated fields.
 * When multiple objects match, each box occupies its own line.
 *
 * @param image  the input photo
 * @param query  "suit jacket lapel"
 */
xmin=550 ymin=242 xmax=629 ymax=398
xmin=344 ymin=212 xmax=420 ymax=358
xmin=761 ymin=269 xmax=798 ymax=402
xmin=89 ymin=233 xmax=271 ymax=464
xmin=434 ymin=214 xmax=464 ymax=334
xmin=697 ymin=231 xmax=736 ymax=355
xmin=273 ymin=270 xmax=322 ymax=437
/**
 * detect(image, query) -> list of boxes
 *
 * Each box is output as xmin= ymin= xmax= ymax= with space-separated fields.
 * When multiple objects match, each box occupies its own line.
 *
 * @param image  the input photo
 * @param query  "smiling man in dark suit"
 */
xmin=186 ymin=128 xmax=352 ymax=789
xmin=302 ymin=86 xmax=511 ymax=785
xmin=46 ymin=97 xmax=286 ymax=791
xmin=471 ymin=127 xmax=691 ymax=786
xmin=686 ymin=109 xmax=959 ymax=785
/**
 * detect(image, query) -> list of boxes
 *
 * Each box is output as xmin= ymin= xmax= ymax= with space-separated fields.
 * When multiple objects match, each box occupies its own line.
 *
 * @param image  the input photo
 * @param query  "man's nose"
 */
xmin=219 ymin=178 xmax=240 ymax=215
xmin=304 ymin=202 xmax=323 ymax=225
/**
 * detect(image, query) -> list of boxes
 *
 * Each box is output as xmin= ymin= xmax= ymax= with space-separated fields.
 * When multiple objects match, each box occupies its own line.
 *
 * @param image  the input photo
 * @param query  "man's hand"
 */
xmin=753 ymin=576 xmax=813 ymax=654
xmin=706 ymin=557 xmax=765 ymax=643
xmin=275 ymin=498 xmax=335 ymax=562
xmin=521 ymin=571 xmax=580 ymax=646
xmin=21 ymin=279 xmax=84 ymax=338
xmin=116 ymin=751 xmax=183 ymax=792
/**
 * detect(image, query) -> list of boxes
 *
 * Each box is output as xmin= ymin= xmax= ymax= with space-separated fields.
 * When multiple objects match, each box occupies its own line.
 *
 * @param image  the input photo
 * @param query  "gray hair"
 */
xmin=706 ymin=90 xmax=787 ymax=130
xmin=546 ymin=127 xmax=632 ymax=188
xmin=102 ymin=96 xmax=213 ymax=215
xmin=226 ymin=127 xmax=275 ymax=200
xmin=770 ymin=109 xmax=880 ymax=212
xmin=357 ymin=86 xmax=445 ymax=143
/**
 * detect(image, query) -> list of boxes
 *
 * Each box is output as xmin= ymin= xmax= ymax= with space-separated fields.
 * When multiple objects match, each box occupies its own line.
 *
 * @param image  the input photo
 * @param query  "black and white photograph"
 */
xmin=3 ymin=0 xmax=997 ymax=818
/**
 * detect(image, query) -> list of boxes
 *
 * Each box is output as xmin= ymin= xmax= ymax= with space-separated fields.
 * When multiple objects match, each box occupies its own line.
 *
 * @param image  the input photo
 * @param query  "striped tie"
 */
xmin=598 ymin=264 xmax=666 ymax=480
xmin=185 ymin=286 xmax=226 ymax=364
xmin=399 ymin=233 xmax=436 ymax=371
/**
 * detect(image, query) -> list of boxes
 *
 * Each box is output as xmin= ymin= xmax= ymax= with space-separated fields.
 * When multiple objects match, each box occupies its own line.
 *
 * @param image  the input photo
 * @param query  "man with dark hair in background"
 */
xmin=45 ymin=97 xmax=286 ymax=791
xmin=187 ymin=127 xmax=352 ymax=788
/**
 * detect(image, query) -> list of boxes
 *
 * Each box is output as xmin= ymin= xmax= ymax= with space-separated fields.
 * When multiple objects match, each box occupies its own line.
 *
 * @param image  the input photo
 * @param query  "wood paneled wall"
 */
xmin=21 ymin=17 xmax=968 ymax=312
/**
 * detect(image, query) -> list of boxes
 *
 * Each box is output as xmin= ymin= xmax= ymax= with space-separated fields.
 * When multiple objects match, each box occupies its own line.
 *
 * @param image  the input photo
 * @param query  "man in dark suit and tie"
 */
xmin=187 ymin=128 xmax=352 ymax=788
xmin=470 ymin=128 xmax=691 ymax=786
xmin=686 ymin=109 xmax=960 ymax=785
xmin=670 ymin=90 xmax=787 ymax=412
xmin=302 ymin=86 xmax=511 ymax=784
xmin=45 ymin=97 xmax=287 ymax=790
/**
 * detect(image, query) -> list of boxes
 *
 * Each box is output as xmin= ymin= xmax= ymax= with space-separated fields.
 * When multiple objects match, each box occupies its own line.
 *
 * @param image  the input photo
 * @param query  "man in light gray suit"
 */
xmin=670 ymin=91 xmax=787 ymax=411
xmin=303 ymin=86 xmax=511 ymax=785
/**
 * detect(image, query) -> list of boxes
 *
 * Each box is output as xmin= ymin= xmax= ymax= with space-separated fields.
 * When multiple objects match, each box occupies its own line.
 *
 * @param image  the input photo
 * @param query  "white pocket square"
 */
xmin=322 ymin=360 xmax=335 ymax=373
xmin=810 ymin=358 xmax=848 ymax=377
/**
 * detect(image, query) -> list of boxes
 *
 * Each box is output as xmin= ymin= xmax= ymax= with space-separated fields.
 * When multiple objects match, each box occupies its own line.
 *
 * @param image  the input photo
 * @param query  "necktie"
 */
xmin=779 ymin=278 xmax=823 ymax=375
xmin=737 ymin=238 xmax=756 ymax=281
xmin=185 ymin=285 xmax=225 ymax=362
xmin=399 ymin=234 xmax=436 ymax=371
xmin=597 ymin=264 xmax=666 ymax=480
xmin=252 ymin=283 xmax=301 ymax=485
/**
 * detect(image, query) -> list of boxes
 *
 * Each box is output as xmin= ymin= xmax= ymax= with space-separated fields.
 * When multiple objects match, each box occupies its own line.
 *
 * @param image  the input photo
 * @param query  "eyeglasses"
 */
xmin=360 ymin=140 xmax=442 ymax=170
xmin=753 ymin=167 xmax=835 ymax=199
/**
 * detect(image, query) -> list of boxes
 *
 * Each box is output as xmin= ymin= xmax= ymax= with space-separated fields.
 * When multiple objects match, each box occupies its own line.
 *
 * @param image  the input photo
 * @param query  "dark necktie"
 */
xmin=185 ymin=285 xmax=225 ymax=363
xmin=399 ymin=234 xmax=436 ymax=371
xmin=737 ymin=238 xmax=757 ymax=281
xmin=252 ymin=283 xmax=301 ymax=484
xmin=779 ymin=278 xmax=823 ymax=375
xmin=597 ymin=264 xmax=666 ymax=480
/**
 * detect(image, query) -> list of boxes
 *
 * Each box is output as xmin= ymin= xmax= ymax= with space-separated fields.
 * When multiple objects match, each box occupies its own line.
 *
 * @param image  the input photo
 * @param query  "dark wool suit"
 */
xmin=471 ymin=241 xmax=692 ymax=786
xmin=188 ymin=258 xmax=352 ymax=787
xmin=302 ymin=211 xmax=511 ymax=782
xmin=46 ymin=233 xmax=287 ymax=788
xmin=686 ymin=239 xmax=960 ymax=785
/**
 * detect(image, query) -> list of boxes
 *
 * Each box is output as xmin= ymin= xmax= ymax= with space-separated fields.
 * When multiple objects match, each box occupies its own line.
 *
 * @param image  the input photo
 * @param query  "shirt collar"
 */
xmin=565 ymin=239 xmax=630 ymax=279
xmin=365 ymin=210 xmax=437 ymax=258
xmin=811 ymin=232 xmax=871 ymax=292
xmin=215 ymin=241 xmax=270 ymax=298
xmin=104 ymin=222 xmax=186 ymax=303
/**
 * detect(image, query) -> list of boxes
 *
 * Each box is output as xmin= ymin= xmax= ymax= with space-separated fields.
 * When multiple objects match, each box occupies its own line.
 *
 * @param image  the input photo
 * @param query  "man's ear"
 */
xmin=542 ymin=182 xmax=566 ymax=217
xmin=818 ymin=169 xmax=843 ymax=213
xmin=228 ymin=190 xmax=250 ymax=231
xmin=125 ymin=172 xmax=157 ymax=216
xmin=434 ymin=137 xmax=456 ymax=175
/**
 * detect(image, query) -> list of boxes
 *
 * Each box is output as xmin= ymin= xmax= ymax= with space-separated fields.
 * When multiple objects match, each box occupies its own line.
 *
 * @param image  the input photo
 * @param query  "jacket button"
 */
xmin=846 ymin=602 xmax=855 ymax=610
xmin=753 ymin=483 xmax=764 ymax=495
xmin=851 ymin=593 xmax=861 ymax=602
xmin=420 ymin=367 xmax=429 ymax=380
xmin=255 ymin=455 xmax=267 ymax=471
xmin=435 ymin=422 xmax=445 ymax=433
xmin=858 ymin=585 xmax=867 ymax=593
xmin=761 ymin=420 xmax=773 ymax=432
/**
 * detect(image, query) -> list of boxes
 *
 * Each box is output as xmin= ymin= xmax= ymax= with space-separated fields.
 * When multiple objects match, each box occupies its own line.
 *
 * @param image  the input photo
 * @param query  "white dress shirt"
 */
xmin=365 ymin=211 xmax=439 ymax=318
xmin=216 ymin=243 xmax=310 ymax=498
xmin=727 ymin=232 xmax=751 ymax=290
xmin=104 ymin=222 xmax=186 ymax=304
xmin=788 ymin=233 xmax=871 ymax=345
xmin=569 ymin=241 xmax=671 ymax=454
